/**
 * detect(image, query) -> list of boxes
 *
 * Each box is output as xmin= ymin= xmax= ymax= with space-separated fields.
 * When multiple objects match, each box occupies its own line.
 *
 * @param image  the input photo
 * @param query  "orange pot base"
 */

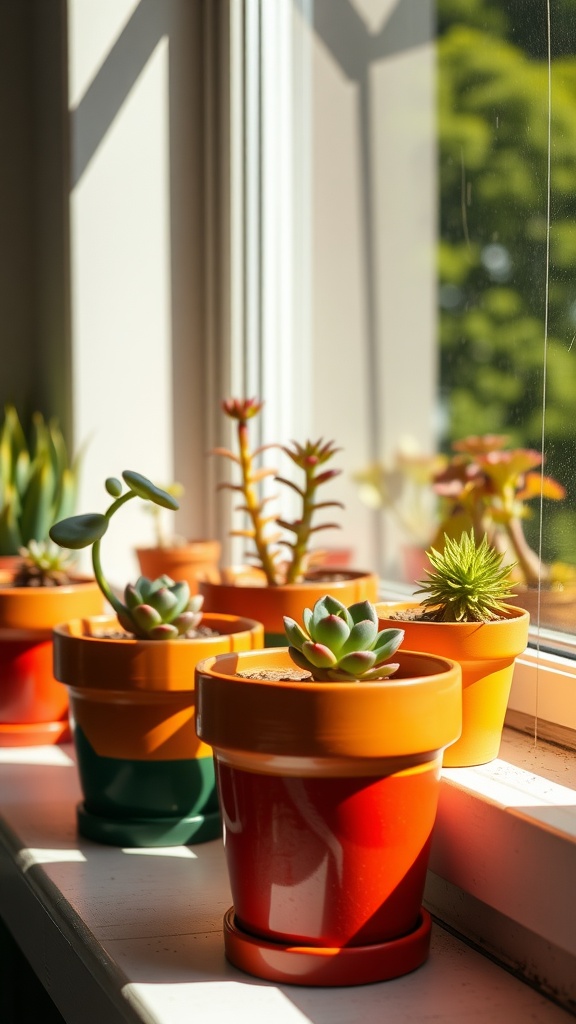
xmin=223 ymin=907 xmax=432 ymax=986
xmin=0 ymin=718 xmax=71 ymax=746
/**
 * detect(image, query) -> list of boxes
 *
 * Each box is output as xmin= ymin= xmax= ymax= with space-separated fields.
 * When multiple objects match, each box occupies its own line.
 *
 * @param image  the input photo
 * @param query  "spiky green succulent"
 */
xmin=14 ymin=540 xmax=76 ymax=587
xmin=284 ymin=595 xmax=404 ymax=682
xmin=0 ymin=405 xmax=81 ymax=555
xmin=416 ymin=530 xmax=517 ymax=623
xmin=50 ymin=470 xmax=203 ymax=640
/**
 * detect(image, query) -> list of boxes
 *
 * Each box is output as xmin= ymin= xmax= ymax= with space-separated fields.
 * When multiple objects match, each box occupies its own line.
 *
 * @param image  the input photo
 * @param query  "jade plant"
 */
xmin=0 ymin=405 xmax=80 ymax=555
xmin=415 ymin=530 xmax=517 ymax=623
xmin=214 ymin=398 xmax=343 ymax=585
xmin=284 ymin=595 xmax=404 ymax=681
xmin=50 ymin=471 xmax=203 ymax=640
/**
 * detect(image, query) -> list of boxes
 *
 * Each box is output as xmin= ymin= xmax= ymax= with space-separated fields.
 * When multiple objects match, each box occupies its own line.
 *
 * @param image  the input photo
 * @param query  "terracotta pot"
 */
xmin=195 ymin=647 xmax=461 ymax=986
xmin=135 ymin=539 xmax=221 ymax=595
xmin=199 ymin=569 xmax=379 ymax=645
xmin=506 ymin=585 xmax=575 ymax=633
xmin=0 ymin=573 xmax=103 ymax=746
xmin=53 ymin=612 xmax=264 ymax=847
xmin=376 ymin=602 xmax=530 ymax=767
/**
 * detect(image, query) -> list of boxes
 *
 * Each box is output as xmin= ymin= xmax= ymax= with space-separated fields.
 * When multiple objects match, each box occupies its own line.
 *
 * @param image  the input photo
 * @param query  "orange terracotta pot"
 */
xmin=506 ymin=585 xmax=575 ymax=633
xmin=135 ymin=539 xmax=221 ymax=595
xmin=0 ymin=573 xmax=103 ymax=746
xmin=53 ymin=613 xmax=264 ymax=846
xmin=199 ymin=569 xmax=379 ymax=644
xmin=196 ymin=647 xmax=461 ymax=986
xmin=376 ymin=602 xmax=530 ymax=767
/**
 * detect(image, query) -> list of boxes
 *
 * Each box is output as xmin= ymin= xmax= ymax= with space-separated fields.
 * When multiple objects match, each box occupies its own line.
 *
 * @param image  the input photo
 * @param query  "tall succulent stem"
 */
xmin=236 ymin=419 xmax=279 ymax=585
xmin=91 ymin=491 xmax=136 ymax=617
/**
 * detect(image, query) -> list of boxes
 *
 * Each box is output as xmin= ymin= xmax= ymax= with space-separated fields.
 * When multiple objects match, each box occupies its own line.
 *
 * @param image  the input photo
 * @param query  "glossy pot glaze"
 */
xmin=376 ymin=602 xmax=530 ymax=767
xmin=196 ymin=647 xmax=461 ymax=985
xmin=0 ymin=574 xmax=102 ymax=745
xmin=199 ymin=569 xmax=379 ymax=645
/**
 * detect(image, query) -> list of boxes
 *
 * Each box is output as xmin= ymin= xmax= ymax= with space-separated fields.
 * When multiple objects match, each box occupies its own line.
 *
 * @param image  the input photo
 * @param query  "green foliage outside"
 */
xmin=438 ymin=0 xmax=576 ymax=564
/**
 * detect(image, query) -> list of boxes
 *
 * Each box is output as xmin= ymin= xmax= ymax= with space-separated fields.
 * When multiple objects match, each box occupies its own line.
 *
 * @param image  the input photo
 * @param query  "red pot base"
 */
xmin=0 ymin=718 xmax=71 ymax=747
xmin=223 ymin=906 xmax=432 ymax=986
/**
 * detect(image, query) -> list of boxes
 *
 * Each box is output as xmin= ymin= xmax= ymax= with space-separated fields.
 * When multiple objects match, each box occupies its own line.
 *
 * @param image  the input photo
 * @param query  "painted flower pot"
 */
xmin=0 ymin=573 xmax=103 ymax=746
xmin=199 ymin=569 xmax=379 ymax=646
xmin=135 ymin=539 xmax=221 ymax=595
xmin=376 ymin=602 xmax=530 ymax=767
xmin=195 ymin=647 xmax=461 ymax=986
xmin=53 ymin=612 xmax=263 ymax=847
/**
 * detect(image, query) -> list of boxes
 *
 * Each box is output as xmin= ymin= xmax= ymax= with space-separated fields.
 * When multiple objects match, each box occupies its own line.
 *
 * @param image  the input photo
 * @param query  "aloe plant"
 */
xmin=50 ymin=471 xmax=203 ymax=639
xmin=284 ymin=595 xmax=404 ymax=681
xmin=416 ymin=530 xmax=517 ymax=623
xmin=214 ymin=399 xmax=343 ymax=585
xmin=0 ymin=406 xmax=80 ymax=555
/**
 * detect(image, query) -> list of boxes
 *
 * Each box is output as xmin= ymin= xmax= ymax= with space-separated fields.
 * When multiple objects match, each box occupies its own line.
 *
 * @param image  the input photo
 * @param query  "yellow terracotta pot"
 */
xmin=376 ymin=602 xmax=530 ymax=767
xmin=199 ymin=569 xmax=379 ymax=643
xmin=135 ymin=539 xmax=221 ymax=595
xmin=0 ymin=573 xmax=103 ymax=745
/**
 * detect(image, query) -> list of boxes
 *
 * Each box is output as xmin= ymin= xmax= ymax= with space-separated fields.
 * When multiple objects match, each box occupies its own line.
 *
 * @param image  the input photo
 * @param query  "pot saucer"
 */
xmin=0 ymin=719 xmax=71 ymax=747
xmin=76 ymin=802 xmax=222 ymax=848
xmin=223 ymin=906 xmax=432 ymax=986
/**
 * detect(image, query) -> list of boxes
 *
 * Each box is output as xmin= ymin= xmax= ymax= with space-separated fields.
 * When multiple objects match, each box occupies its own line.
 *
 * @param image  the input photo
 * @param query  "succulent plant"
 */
xmin=214 ymin=398 xmax=343 ymax=585
xmin=416 ymin=530 xmax=517 ymax=623
xmin=0 ymin=405 xmax=80 ymax=555
xmin=14 ymin=540 xmax=76 ymax=588
xmin=284 ymin=595 xmax=404 ymax=681
xmin=50 ymin=470 xmax=203 ymax=640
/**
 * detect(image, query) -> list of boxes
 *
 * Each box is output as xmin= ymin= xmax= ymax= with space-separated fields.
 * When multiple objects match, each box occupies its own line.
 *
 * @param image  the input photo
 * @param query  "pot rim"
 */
xmin=53 ymin=613 xmax=265 ymax=692
xmin=195 ymin=647 xmax=462 ymax=767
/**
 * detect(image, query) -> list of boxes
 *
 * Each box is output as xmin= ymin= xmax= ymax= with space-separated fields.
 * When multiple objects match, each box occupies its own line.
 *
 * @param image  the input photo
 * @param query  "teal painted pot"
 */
xmin=53 ymin=612 xmax=264 ymax=847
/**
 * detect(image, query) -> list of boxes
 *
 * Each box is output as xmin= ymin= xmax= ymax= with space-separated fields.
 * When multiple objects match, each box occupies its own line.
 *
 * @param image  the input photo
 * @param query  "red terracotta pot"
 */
xmin=0 ymin=573 xmax=103 ymax=745
xmin=196 ymin=647 xmax=461 ymax=986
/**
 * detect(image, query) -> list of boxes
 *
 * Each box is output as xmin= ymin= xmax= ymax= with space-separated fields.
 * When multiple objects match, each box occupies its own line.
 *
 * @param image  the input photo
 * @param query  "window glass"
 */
xmin=283 ymin=0 xmax=575 ymax=635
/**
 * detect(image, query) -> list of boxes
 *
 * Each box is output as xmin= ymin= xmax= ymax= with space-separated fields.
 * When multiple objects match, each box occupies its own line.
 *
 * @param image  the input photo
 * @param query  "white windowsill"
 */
xmin=426 ymin=727 xmax=576 ymax=1012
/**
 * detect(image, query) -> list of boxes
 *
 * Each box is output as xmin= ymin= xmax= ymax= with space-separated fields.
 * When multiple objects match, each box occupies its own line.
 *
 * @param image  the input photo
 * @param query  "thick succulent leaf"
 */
xmin=166 ymin=580 xmax=192 ymax=619
xmin=311 ymin=595 xmax=349 ymax=632
xmin=122 ymin=471 xmax=179 ymax=510
xmin=288 ymin=646 xmax=318 ymax=674
xmin=147 ymin=623 xmax=180 ymax=640
xmin=20 ymin=461 xmax=55 ymax=545
xmin=338 ymin=618 xmax=378 ymax=655
xmin=172 ymin=610 xmax=201 ymax=633
xmin=303 ymin=607 xmax=313 ymax=634
xmin=311 ymin=613 xmax=350 ymax=652
xmin=301 ymin=640 xmax=338 ymax=669
xmin=50 ymin=513 xmax=109 ymax=550
xmin=284 ymin=616 xmax=309 ymax=650
xmin=358 ymin=662 xmax=400 ymax=680
xmin=149 ymin=586 xmax=179 ymax=619
xmin=0 ymin=501 xmax=22 ymax=555
xmin=132 ymin=604 xmax=163 ymax=632
xmin=124 ymin=583 xmax=142 ymax=610
xmin=337 ymin=650 xmax=377 ymax=676
xmin=106 ymin=477 xmax=123 ymax=497
xmin=371 ymin=628 xmax=405 ymax=664
xmin=348 ymin=600 xmax=378 ymax=627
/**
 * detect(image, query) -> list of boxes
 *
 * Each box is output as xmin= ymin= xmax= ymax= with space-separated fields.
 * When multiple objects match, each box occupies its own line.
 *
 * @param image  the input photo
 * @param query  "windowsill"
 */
xmin=426 ymin=727 xmax=576 ymax=1013
xmin=0 ymin=737 xmax=573 ymax=1020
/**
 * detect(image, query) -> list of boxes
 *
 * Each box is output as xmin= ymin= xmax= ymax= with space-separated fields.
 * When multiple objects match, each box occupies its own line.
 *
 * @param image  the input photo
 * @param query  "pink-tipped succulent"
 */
xmin=284 ymin=595 xmax=404 ymax=682
xmin=214 ymin=400 xmax=344 ymax=585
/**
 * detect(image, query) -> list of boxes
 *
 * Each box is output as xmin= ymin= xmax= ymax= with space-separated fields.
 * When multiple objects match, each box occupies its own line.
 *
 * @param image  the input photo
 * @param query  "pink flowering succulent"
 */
xmin=431 ymin=435 xmax=566 ymax=587
xmin=214 ymin=400 xmax=344 ymax=585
